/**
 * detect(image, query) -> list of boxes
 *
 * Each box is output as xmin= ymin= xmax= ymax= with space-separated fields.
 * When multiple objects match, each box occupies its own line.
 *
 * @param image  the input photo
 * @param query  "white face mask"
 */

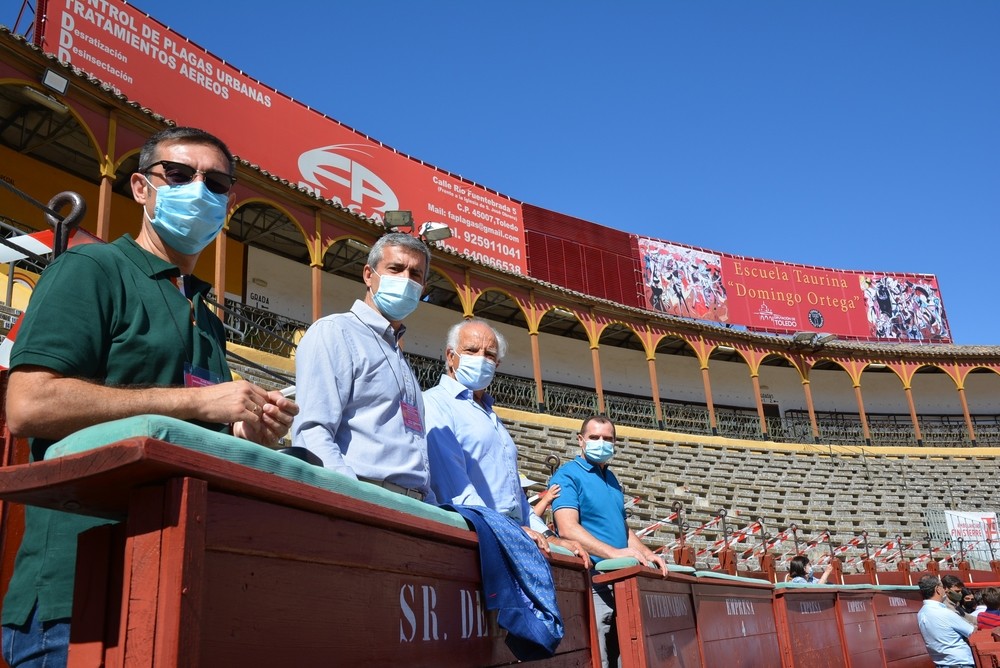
xmin=370 ymin=270 xmax=422 ymax=321
xmin=583 ymin=438 xmax=615 ymax=464
xmin=454 ymin=354 xmax=496 ymax=391
xmin=143 ymin=177 xmax=227 ymax=255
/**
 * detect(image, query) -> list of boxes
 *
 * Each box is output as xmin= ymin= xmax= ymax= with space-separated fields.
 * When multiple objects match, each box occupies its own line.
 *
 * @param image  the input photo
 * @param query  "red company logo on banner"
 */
xmin=636 ymin=236 xmax=950 ymax=343
xmin=45 ymin=0 xmax=527 ymax=274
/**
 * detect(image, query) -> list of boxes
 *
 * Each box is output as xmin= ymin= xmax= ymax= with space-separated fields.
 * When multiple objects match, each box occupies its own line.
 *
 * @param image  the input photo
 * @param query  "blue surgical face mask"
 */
xmin=371 ymin=270 xmax=422 ymax=322
xmin=454 ymin=354 xmax=496 ymax=391
xmin=144 ymin=177 xmax=228 ymax=255
xmin=584 ymin=438 xmax=615 ymax=464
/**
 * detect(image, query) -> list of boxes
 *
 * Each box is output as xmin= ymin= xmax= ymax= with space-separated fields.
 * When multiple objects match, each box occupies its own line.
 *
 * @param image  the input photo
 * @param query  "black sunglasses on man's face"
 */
xmin=143 ymin=159 xmax=235 ymax=195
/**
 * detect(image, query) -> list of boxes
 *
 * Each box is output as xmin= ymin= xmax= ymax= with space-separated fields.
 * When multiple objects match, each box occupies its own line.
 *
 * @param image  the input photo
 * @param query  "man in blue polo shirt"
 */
xmin=549 ymin=415 xmax=667 ymax=668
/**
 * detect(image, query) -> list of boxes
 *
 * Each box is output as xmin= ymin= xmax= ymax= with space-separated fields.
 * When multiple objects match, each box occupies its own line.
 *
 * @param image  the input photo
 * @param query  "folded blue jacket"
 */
xmin=445 ymin=504 xmax=564 ymax=660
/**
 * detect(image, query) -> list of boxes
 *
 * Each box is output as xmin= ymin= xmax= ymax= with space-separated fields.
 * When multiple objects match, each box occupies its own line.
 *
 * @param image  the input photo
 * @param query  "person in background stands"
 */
xmin=1 ymin=127 xmax=298 ymax=667
xmin=424 ymin=318 xmax=587 ymax=563
xmin=533 ymin=483 xmax=561 ymax=519
xmin=292 ymin=232 xmax=435 ymax=502
xmin=916 ymin=574 xmax=975 ymax=668
xmin=787 ymin=555 xmax=834 ymax=584
xmin=941 ymin=574 xmax=978 ymax=626
xmin=548 ymin=415 xmax=668 ymax=668
xmin=960 ymin=588 xmax=978 ymax=617
xmin=976 ymin=588 xmax=1000 ymax=630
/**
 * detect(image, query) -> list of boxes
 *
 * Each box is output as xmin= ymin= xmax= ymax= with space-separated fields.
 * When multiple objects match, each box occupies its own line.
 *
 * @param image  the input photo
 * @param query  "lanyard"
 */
xmin=352 ymin=312 xmax=415 ymax=405
xmin=136 ymin=245 xmax=194 ymax=367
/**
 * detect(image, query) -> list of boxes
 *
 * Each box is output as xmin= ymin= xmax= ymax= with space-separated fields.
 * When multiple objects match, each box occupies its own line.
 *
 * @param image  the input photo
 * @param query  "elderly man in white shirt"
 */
xmin=424 ymin=318 xmax=586 ymax=563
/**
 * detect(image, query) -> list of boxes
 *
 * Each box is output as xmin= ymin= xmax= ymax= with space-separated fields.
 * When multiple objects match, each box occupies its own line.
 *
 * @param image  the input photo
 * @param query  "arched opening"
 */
xmin=597 ymin=322 xmax=652 ymax=428
xmin=0 ymin=81 xmax=101 ymax=189
xmin=536 ymin=307 xmax=593 ymax=419
xmin=858 ymin=363 xmax=912 ymax=446
xmin=0 ymin=80 xmax=104 ymax=312
xmin=964 ymin=366 xmax=1000 ymax=446
xmin=653 ymin=335 xmax=707 ymax=435
xmin=756 ymin=352 xmax=802 ymax=441
xmin=216 ymin=201 xmax=313 ymax=360
xmin=706 ymin=344 xmax=759 ymax=440
xmin=807 ymin=359 xmax=864 ymax=446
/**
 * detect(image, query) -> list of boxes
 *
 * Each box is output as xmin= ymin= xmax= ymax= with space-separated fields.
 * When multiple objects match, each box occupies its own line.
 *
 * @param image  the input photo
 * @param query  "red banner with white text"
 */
xmin=636 ymin=236 xmax=951 ymax=343
xmin=42 ymin=0 xmax=527 ymax=274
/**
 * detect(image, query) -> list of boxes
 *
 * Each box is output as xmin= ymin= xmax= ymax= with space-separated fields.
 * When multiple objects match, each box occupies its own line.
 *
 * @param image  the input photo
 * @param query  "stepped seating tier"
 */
xmin=504 ymin=412 xmax=999 ymax=571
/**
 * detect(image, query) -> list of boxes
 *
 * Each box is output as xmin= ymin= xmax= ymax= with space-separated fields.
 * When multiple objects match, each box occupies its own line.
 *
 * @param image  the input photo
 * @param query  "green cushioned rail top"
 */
xmin=775 ymin=582 xmax=877 ymax=590
xmin=693 ymin=570 xmax=776 ymax=586
xmin=549 ymin=544 xmax=575 ymax=558
xmin=594 ymin=557 xmax=696 ymax=574
xmin=775 ymin=582 xmax=837 ymax=589
xmin=45 ymin=415 xmax=469 ymax=532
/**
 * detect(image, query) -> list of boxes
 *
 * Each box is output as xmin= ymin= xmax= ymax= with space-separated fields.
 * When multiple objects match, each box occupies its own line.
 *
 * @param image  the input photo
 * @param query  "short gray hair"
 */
xmin=367 ymin=232 xmax=431 ymax=281
xmin=446 ymin=318 xmax=507 ymax=361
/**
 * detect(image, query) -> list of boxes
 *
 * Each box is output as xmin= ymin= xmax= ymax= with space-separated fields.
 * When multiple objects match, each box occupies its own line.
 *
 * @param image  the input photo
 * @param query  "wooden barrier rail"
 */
xmin=774 ymin=585 xmax=848 ymax=667
xmin=2 ymin=434 xmax=996 ymax=667
xmin=595 ymin=563 xmax=939 ymax=668
xmin=592 ymin=565 xmax=701 ymax=666
xmin=0 ymin=438 xmax=597 ymax=667
xmin=971 ymin=629 xmax=1000 ymax=667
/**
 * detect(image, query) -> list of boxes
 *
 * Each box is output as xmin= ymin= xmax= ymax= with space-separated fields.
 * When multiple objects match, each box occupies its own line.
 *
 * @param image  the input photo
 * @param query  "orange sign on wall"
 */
xmin=637 ymin=236 xmax=951 ymax=343
xmin=42 ymin=0 xmax=527 ymax=274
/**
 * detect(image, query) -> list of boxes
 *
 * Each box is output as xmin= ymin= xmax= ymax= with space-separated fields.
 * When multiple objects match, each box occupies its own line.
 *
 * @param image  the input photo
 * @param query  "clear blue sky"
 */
xmin=75 ymin=2 xmax=1000 ymax=344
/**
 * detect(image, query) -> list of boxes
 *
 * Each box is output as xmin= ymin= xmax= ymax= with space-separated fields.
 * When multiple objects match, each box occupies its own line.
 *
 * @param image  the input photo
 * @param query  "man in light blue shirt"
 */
xmin=424 ymin=319 xmax=586 ymax=560
xmin=917 ymin=574 xmax=975 ymax=667
xmin=292 ymin=232 xmax=435 ymax=501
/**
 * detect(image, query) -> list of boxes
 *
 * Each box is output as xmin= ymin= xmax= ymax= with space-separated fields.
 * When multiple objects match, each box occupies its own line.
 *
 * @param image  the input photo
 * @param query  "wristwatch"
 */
xmin=542 ymin=529 xmax=556 ymax=539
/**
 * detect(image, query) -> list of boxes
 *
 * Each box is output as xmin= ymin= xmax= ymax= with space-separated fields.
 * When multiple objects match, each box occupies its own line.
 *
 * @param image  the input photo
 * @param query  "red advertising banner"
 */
xmin=636 ymin=236 xmax=951 ymax=343
xmin=43 ymin=0 xmax=527 ymax=274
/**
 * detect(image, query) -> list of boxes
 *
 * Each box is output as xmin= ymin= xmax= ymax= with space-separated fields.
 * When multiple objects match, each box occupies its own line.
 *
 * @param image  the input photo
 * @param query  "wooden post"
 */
xmin=853 ymin=384 xmax=872 ymax=446
xmin=718 ymin=547 xmax=737 ymax=576
xmin=861 ymin=558 xmax=877 ymax=584
xmin=904 ymin=386 xmax=923 ymax=446
xmin=759 ymin=552 xmax=777 ymax=583
xmin=591 ymin=346 xmax=605 ymax=414
xmin=829 ymin=557 xmax=843 ymax=585
xmin=647 ymin=357 xmax=663 ymax=429
xmin=701 ymin=366 xmax=717 ymax=435
xmin=751 ymin=374 xmax=767 ymax=438
xmin=672 ymin=545 xmax=694 ymax=567
xmin=530 ymin=332 xmax=545 ymax=411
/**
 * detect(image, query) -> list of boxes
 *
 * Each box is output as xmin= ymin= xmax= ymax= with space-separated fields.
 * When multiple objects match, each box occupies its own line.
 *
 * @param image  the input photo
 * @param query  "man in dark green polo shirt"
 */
xmin=1 ymin=127 xmax=298 ymax=667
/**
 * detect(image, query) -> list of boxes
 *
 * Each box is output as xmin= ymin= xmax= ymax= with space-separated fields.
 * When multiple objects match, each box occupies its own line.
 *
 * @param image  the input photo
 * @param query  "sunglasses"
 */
xmin=143 ymin=160 xmax=236 ymax=195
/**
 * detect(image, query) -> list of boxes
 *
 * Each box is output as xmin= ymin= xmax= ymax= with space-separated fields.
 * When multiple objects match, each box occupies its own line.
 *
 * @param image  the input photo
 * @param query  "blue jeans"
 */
xmin=2 ymin=604 xmax=70 ymax=668
xmin=593 ymin=583 xmax=621 ymax=668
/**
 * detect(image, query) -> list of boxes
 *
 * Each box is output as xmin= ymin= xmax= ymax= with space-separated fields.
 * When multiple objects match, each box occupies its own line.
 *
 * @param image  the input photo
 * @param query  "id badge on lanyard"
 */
xmin=184 ymin=361 xmax=221 ymax=388
xmin=400 ymin=399 xmax=423 ymax=434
